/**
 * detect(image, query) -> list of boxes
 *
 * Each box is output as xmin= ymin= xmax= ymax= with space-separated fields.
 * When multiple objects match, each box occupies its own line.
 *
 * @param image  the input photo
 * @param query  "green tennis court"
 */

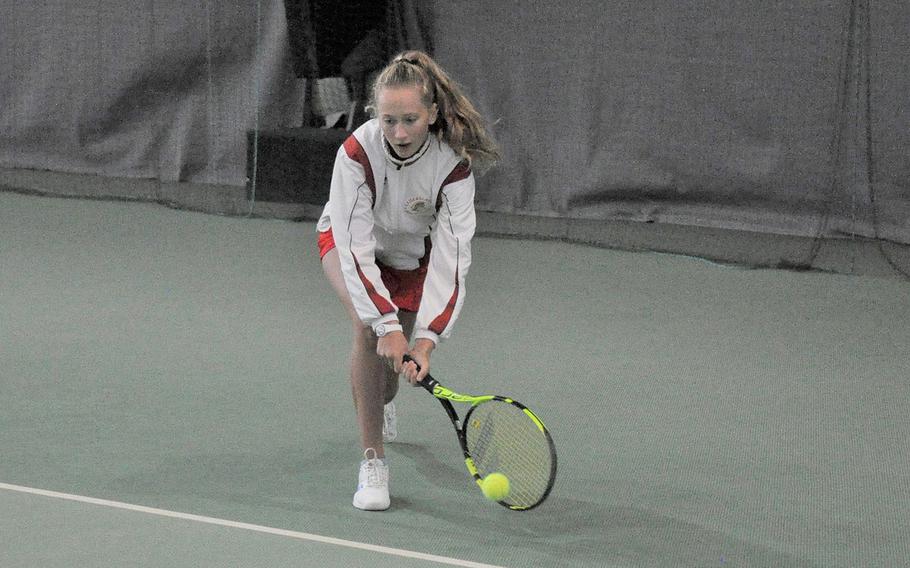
xmin=2 ymin=191 xmax=909 ymax=566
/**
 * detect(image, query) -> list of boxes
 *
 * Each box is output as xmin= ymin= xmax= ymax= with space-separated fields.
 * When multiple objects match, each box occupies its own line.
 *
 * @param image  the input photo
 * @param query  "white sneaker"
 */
xmin=352 ymin=448 xmax=390 ymax=511
xmin=382 ymin=401 xmax=398 ymax=443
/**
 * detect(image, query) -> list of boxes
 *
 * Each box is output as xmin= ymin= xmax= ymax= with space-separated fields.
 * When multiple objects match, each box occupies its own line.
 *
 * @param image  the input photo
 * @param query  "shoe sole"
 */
xmin=353 ymin=498 xmax=390 ymax=511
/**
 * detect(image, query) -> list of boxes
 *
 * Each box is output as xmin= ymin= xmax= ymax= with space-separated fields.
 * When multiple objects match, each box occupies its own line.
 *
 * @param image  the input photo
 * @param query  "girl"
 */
xmin=317 ymin=50 xmax=500 ymax=510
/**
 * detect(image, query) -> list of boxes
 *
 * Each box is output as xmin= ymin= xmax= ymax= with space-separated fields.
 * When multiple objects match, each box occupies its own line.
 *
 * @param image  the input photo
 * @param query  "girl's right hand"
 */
xmin=376 ymin=331 xmax=409 ymax=373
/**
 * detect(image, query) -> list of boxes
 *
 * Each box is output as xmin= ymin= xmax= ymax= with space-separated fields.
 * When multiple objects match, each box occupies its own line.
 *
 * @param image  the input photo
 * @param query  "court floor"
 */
xmin=2 ymin=191 xmax=908 ymax=567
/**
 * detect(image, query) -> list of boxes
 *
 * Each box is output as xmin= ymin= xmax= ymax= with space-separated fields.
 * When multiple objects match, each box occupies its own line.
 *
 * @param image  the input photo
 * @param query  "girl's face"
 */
xmin=377 ymin=86 xmax=437 ymax=159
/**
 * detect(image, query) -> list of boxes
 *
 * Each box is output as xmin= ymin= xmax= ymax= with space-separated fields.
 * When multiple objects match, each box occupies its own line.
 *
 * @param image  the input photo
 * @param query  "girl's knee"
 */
xmin=352 ymin=322 xmax=375 ymax=346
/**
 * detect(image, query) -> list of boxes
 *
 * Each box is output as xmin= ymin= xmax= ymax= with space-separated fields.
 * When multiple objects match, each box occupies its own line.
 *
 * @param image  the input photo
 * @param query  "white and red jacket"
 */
xmin=317 ymin=118 xmax=476 ymax=345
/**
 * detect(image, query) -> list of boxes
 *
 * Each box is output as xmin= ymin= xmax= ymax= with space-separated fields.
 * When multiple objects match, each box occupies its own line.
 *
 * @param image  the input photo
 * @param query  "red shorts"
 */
xmin=318 ymin=228 xmax=426 ymax=312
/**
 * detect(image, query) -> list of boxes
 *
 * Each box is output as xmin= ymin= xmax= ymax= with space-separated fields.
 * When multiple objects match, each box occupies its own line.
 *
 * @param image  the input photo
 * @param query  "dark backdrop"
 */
xmin=1 ymin=0 xmax=907 ymax=244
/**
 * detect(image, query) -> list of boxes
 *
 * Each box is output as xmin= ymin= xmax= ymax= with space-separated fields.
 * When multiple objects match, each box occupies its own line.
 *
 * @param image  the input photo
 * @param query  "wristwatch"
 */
xmin=375 ymin=323 xmax=403 ymax=337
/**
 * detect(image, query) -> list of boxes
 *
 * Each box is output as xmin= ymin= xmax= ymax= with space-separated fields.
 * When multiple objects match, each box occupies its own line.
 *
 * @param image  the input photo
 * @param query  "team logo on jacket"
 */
xmin=404 ymin=197 xmax=431 ymax=214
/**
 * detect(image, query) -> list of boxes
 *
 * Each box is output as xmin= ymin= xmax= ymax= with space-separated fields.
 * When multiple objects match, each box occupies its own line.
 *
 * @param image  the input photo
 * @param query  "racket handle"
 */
xmin=402 ymin=354 xmax=438 ymax=393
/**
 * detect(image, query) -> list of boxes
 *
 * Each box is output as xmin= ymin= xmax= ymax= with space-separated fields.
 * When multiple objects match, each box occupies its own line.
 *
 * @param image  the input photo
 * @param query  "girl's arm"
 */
xmin=328 ymin=138 xmax=399 ymax=331
xmin=414 ymin=163 xmax=476 ymax=346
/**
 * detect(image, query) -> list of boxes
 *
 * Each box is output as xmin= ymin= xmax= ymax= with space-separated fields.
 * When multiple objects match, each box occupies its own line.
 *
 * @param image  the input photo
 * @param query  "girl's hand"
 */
xmin=376 ymin=331 xmax=409 ymax=372
xmin=403 ymin=339 xmax=435 ymax=384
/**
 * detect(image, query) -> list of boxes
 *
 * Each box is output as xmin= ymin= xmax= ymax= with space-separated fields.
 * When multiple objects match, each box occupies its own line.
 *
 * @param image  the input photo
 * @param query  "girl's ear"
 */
xmin=429 ymin=102 xmax=439 ymax=125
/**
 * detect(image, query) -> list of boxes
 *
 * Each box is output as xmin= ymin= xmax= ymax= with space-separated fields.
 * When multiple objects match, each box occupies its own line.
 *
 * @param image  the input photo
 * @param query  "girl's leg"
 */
xmin=383 ymin=310 xmax=416 ymax=404
xmin=321 ymin=248 xmax=416 ymax=458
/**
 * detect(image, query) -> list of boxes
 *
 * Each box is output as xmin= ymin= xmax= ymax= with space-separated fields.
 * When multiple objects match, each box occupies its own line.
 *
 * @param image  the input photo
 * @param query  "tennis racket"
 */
xmin=403 ymin=355 xmax=557 ymax=511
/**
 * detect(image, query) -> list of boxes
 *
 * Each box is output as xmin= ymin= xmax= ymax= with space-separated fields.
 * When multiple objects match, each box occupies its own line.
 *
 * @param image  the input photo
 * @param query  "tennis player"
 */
xmin=317 ymin=50 xmax=500 ymax=510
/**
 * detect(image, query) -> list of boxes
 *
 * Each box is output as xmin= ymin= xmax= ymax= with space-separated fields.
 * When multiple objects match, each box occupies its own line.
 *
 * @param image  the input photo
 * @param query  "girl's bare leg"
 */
xmin=322 ymin=248 xmax=415 ymax=458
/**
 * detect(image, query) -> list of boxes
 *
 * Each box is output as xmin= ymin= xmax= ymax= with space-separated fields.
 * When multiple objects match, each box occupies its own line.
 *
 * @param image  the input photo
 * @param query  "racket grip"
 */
xmin=402 ymin=354 xmax=438 ymax=393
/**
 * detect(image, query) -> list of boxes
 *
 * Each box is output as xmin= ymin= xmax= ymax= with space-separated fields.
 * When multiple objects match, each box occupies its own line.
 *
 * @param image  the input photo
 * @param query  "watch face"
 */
xmin=376 ymin=324 xmax=387 ymax=337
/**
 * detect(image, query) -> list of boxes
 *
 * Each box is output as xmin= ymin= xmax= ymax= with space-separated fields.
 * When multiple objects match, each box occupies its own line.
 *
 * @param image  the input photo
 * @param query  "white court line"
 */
xmin=0 ymin=482 xmax=504 ymax=568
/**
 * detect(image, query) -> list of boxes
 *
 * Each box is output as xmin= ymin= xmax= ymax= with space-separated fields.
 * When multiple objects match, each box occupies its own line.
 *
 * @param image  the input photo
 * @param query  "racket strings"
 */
xmin=466 ymin=401 xmax=553 ymax=508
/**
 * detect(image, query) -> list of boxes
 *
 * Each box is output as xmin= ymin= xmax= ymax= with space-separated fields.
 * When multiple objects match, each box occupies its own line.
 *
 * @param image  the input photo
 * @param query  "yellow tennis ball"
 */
xmin=481 ymin=473 xmax=510 ymax=501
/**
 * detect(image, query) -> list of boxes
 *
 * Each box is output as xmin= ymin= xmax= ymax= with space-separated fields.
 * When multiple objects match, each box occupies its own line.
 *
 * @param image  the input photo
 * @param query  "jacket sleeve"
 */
xmin=414 ymin=163 xmax=476 ymax=345
xmin=328 ymin=137 xmax=399 ymax=329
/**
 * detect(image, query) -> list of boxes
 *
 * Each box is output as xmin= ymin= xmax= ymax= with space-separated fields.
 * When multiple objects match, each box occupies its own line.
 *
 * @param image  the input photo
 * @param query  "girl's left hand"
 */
xmin=403 ymin=339 xmax=435 ymax=384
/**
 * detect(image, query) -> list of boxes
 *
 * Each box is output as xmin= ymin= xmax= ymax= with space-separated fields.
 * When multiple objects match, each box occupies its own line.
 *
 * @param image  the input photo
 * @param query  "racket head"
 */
xmin=462 ymin=397 xmax=557 ymax=511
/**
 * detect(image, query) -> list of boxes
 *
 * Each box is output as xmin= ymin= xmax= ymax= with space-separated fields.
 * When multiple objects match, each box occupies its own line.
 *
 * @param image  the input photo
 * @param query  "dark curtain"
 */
xmin=385 ymin=0 xmax=434 ymax=55
xmin=2 ymin=0 xmax=907 ymax=246
xmin=431 ymin=0 xmax=910 ymax=244
xmin=0 ymin=0 xmax=295 ymax=186
xmin=284 ymin=0 xmax=433 ymax=127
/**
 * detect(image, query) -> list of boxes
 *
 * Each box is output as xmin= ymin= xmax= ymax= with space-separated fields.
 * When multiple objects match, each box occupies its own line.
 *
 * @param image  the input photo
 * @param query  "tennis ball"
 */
xmin=480 ymin=472 xmax=510 ymax=501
